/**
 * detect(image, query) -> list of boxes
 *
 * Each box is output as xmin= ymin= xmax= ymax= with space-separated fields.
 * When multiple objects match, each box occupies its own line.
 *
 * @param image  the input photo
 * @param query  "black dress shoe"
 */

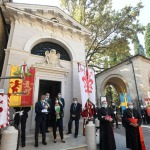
xmin=34 ymin=143 xmax=38 ymax=147
xmin=74 ymin=134 xmax=77 ymax=138
xmin=21 ymin=143 xmax=25 ymax=147
xmin=66 ymin=132 xmax=71 ymax=135
xmin=61 ymin=139 xmax=65 ymax=143
xmin=42 ymin=141 xmax=47 ymax=145
xmin=53 ymin=139 xmax=57 ymax=143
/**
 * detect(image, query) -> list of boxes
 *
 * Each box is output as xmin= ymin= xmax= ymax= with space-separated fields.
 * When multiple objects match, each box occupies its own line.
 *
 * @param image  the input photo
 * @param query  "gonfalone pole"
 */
xmin=0 ymin=76 xmax=22 ymax=79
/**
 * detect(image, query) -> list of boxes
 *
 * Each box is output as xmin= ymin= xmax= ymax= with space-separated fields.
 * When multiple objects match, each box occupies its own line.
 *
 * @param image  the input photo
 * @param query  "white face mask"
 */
xmin=58 ymin=94 xmax=61 ymax=98
xmin=55 ymin=100 xmax=58 ymax=103
xmin=102 ymin=104 xmax=107 ymax=108
xmin=112 ymin=103 xmax=115 ymax=106
xmin=129 ymin=105 xmax=133 ymax=109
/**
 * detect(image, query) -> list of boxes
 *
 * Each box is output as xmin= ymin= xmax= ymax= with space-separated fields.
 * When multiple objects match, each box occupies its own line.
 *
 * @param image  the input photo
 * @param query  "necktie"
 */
xmin=41 ymin=101 xmax=45 ymax=108
xmin=74 ymin=104 xmax=76 ymax=112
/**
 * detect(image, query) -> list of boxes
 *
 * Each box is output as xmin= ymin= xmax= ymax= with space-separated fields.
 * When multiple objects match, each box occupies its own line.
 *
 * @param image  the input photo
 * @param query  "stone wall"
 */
xmin=96 ymin=55 xmax=150 ymax=105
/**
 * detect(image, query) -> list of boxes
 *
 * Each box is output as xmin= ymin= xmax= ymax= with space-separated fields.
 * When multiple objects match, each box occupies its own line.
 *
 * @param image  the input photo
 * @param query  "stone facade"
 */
xmin=96 ymin=55 xmax=150 ymax=105
xmin=0 ymin=2 xmax=91 ymax=130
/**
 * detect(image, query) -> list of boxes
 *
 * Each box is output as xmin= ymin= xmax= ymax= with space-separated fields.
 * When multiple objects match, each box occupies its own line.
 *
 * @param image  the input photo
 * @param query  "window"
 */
xmin=31 ymin=42 xmax=71 ymax=61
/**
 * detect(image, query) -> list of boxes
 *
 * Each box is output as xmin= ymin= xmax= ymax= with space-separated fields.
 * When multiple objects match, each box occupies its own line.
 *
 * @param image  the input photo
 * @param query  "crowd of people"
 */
xmin=98 ymin=100 xmax=148 ymax=150
xmin=12 ymin=94 xmax=149 ymax=149
xmin=13 ymin=93 xmax=83 ymax=148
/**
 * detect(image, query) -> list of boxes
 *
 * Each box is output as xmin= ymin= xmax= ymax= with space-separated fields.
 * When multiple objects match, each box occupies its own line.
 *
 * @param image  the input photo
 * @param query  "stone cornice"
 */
xmin=33 ymin=64 xmax=68 ymax=77
xmin=3 ymin=3 xmax=91 ymax=42
xmin=5 ymin=2 xmax=91 ymax=33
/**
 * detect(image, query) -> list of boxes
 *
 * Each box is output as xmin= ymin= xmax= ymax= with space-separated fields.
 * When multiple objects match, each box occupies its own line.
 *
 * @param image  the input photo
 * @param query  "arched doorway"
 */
xmin=30 ymin=41 xmax=71 ymax=101
xmin=101 ymin=76 xmax=128 ymax=106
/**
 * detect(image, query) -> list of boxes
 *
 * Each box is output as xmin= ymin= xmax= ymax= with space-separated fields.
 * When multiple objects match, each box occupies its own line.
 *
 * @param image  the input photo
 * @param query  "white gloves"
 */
xmin=41 ymin=109 xmax=48 ymax=113
xmin=19 ymin=111 xmax=24 ymax=116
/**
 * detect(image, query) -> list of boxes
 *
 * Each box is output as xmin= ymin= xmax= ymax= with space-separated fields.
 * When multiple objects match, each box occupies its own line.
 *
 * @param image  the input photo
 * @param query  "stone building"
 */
xmin=0 ymin=2 xmax=91 ymax=130
xmin=96 ymin=55 xmax=150 ymax=106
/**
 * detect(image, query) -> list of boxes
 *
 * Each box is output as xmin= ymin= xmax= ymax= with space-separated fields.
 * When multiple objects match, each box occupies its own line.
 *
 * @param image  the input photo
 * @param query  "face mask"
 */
xmin=129 ymin=105 xmax=133 ymax=109
xmin=55 ymin=100 xmax=58 ymax=103
xmin=102 ymin=104 xmax=107 ymax=108
xmin=112 ymin=103 xmax=115 ymax=106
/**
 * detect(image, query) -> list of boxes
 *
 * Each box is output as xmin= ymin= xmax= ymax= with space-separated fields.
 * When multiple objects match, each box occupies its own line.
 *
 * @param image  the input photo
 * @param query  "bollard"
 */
xmin=0 ymin=126 xmax=18 ymax=150
xmin=85 ymin=121 xmax=96 ymax=150
xmin=95 ymin=118 xmax=99 ymax=127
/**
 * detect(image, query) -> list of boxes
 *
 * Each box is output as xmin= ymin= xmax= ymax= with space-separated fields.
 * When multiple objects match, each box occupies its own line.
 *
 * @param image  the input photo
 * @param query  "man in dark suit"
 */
xmin=58 ymin=93 xmax=65 ymax=108
xmin=109 ymin=101 xmax=119 ymax=128
xmin=66 ymin=98 xmax=82 ymax=138
xmin=13 ymin=107 xmax=31 ymax=147
xmin=34 ymin=95 xmax=49 ymax=147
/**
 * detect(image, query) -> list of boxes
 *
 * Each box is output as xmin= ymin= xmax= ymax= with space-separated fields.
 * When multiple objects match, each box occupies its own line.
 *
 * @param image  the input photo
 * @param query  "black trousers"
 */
xmin=68 ymin=117 xmax=79 ymax=135
xmin=45 ymin=113 xmax=50 ymax=130
xmin=52 ymin=118 xmax=63 ymax=140
xmin=113 ymin=115 xmax=118 ymax=127
xmin=14 ymin=114 xmax=27 ymax=143
xmin=35 ymin=117 xmax=46 ymax=143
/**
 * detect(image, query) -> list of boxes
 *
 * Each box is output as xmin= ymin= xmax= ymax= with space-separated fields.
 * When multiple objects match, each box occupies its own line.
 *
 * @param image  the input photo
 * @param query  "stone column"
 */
xmin=0 ymin=48 xmax=10 ymax=89
xmin=85 ymin=121 xmax=96 ymax=150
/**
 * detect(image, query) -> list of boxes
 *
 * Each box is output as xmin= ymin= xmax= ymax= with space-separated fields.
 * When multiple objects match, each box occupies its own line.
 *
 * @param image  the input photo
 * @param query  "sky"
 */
xmin=13 ymin=0 xmax=150 ymax=54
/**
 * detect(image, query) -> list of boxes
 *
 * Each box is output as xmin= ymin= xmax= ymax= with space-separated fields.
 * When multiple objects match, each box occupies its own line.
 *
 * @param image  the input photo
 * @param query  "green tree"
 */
xmin=145 ymin=23 xmax=150 ymax=57
xmin=133 ymin=34 xmax=145 ymax=56
xmin=60 ymin=0 xmax=144 ymax=71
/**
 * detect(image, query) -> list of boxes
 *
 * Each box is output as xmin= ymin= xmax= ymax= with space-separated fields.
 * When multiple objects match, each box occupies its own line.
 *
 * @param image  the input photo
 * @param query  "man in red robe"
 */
xmin=81 ymin=99 xmax=94 ymax=136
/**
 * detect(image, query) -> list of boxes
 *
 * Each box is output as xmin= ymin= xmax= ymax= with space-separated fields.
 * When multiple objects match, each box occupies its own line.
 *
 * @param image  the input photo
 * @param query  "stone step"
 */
xmin=19 ymin=127 xmax=88 ymax=150
xmin=66 ymin=145 xmax=87 ymax=150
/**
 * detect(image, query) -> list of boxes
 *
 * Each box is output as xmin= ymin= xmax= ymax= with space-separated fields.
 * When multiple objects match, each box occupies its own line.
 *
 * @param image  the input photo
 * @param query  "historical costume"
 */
xmin=51 ymin=97 xmax=65 ymax=143
xmin=123 ymin=103 xmax=146 ymax=150
xmin=13 ymin=107 xmax=31 ymax=147
xmin=66 ymin=98 xmax=82 ymax=138
xmin=81 ymin=99 xmax=94 ymax=136
xmin=98 ymin=101 xmax=116 ymax=150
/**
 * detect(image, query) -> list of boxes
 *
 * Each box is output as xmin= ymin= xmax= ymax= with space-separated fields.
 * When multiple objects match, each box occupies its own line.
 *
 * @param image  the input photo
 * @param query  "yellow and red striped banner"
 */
xmin=9 ymin=65 xmax=35 ymax=107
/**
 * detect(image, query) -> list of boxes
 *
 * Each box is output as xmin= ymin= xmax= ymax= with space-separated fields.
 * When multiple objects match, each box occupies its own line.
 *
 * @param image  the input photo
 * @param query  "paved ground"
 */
xmin=18 ymin=124 xmax=150 ymax=150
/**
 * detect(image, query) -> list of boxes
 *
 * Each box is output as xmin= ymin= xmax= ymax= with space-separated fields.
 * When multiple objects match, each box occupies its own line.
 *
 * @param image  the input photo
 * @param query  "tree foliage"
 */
xmin=145 ymin=23 xmax=150 ymax=58
xmin=133 ymin=34 xmax=145 ymax=56
xmin=60 ymin=0 xmax=144 ymax=72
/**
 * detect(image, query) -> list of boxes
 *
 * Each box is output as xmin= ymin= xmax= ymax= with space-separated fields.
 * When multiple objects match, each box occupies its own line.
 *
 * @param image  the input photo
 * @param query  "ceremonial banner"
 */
xmin=120 ymin=93 xmax=131 ymax=113
xmin=0 ymin=95 xmax=9 ymax=129
xmin=9 ymin=65 xmax=22 ymax=106
xmin=21 ymin=67 xmax=35 ymax=106
xmin=78 ymin=64 xmax=96 ymax=108
xmin=9 ymin=65 xmax=35 ymax=107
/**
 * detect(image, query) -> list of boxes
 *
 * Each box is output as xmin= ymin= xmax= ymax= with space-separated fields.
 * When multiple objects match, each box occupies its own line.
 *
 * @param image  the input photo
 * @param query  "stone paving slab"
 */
xmin=19 ymin=131 xmax=129 ymax=150
xmin=19 ymin=133 xmax=87 ymax=150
